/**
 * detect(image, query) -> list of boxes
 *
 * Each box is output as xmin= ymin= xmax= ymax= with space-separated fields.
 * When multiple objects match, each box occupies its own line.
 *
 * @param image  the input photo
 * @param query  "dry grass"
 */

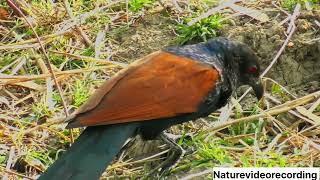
xmin=0 ymin=0 xmax=319 ymax=179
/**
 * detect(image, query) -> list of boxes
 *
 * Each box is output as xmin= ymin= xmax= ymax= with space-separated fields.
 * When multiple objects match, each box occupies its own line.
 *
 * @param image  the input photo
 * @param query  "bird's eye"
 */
xmin=247 ymin=66 xmax=257 ymax=74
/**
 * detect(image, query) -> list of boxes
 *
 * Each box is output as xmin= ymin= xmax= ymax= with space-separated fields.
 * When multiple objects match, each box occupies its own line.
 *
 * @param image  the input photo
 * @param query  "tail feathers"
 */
xmin=38 ymin=123 xmax=139 ymax=180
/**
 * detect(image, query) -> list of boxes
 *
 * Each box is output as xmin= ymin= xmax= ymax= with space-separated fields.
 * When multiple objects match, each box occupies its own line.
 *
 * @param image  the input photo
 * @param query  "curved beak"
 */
xmin=251 ymin=79 xmax=264 ymax=100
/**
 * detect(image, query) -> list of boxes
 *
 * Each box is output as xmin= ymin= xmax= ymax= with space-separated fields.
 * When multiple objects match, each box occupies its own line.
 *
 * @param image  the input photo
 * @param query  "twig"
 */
xmin=107 ymin=149 xmax=169 ymax=170
xmin=271 ymin=1 xmax=290 ymax=16
xmin=0 ymin=66 xmax=112 ymax=82
xmin=24 ymin=116 xmax=70 ymax=134
xmin=0 ymin=40 xmax=51 ymax=50
xmin=265 ymin=93 xmax=316 ymax=125
xmin=10 ymin=57 xmax=26 ymax=75
xmin=50 ymin=50 xmax=127 ymax=67
xmin=94 ymin=31 xmax=106 ymax=59
xmin=0 ymin=59 xmax=19 ymax=73
xmin=0 ymin=31 xmax=68 ymax=46
xmin=315 ymin=20 xmax=320 ymax=28
xmin=286 ymin=4 xmax=301 ymax=34
xmin=12 ymin=92 xmax=35 ymax=106
xmin=0 ymin=31 xmax=69 ymax=50
xmin=228 ymin=4 xmax=269 ymax=23
xmin=62 ymin=0 xmax=92 ymax=47
xmin=309 ymin=97 xmax=320 ymax=113
xmin=206 ymin=91 xmax=320 ymax=132
xmin=279 ymin=16 xmax=290 ymax=26
xmin=0 ymin=79 xmax=43 ymax=90
xmin=298 ymin=124 xmax=320 ymax=135
xmin=263 ymin=78 xmax=297 ymax=98
xmin=264 ymin=134 xmax=282 ymax=152
xmin=296 ymin=106 xmax=320 ymax=124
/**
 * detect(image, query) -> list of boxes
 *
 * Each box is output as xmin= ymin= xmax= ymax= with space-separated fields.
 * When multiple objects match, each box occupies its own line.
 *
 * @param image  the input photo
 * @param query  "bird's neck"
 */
xmin=164 ymin=40 xmax=241 ymax=89
xmin=205 ymin=39 xmax=241 ymax=89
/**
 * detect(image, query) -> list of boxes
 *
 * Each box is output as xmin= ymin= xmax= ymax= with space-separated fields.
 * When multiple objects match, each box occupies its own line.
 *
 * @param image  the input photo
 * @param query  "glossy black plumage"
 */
xmin=39 ymin=37 xmax=263 ymax=180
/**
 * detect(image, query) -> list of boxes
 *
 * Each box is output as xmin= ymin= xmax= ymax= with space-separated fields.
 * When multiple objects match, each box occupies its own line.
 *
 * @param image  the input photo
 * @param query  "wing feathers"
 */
xmin=67 ymin=51 xmax=220 ymax=128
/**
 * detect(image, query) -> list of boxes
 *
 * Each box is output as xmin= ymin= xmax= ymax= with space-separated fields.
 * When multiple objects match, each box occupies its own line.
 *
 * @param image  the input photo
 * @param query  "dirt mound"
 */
xmin=227 ymin=19 xmax=320 ymax=86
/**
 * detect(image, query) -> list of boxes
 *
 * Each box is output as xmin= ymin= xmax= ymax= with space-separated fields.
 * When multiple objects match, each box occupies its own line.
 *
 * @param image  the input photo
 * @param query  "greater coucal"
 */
xmin=38 ymin=37 xmax=263 ymax=180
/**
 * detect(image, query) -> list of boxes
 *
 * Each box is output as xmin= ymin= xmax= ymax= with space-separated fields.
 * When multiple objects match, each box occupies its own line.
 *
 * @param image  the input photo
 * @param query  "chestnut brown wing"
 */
xmin=67 ymin=51 xmax=220 ymax=128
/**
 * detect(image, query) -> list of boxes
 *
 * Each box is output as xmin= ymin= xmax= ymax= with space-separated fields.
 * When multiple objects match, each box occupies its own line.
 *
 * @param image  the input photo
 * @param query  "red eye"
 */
xmin=247 ymin=66 xmax=257 ymax=74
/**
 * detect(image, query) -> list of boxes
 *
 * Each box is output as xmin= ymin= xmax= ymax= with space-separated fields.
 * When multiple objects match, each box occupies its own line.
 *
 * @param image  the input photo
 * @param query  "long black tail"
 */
xmin=38 ymin=123 xmax=139 ymax=180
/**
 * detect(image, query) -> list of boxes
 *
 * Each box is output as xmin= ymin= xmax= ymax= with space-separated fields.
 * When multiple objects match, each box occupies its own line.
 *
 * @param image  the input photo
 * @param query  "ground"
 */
xmin=0 ymin=0 xmax=319 ymax=179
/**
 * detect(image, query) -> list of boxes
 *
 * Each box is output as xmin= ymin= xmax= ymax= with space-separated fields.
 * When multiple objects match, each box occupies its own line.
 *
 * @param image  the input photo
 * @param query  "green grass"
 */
xmin=0 ymin=54 xmax=16 ymax=72
xmin=72 ymin=79 xmax=91 ymax=108
xmin=25 ymin=149 xmax=53 ymax=168
xmin=175 ymin=13 xmax=224 ymax=44
xmin=172 ymin=132 xmax=233 ymax=173
xmin=31 ymin=98 xmax=54 ymax=121
xmin=129 ymin=0 xmax=156 ymax=12
xmin=0 ymin=155 xmax=6 ymax=164
xmin=197 ymin=143 xmax=232 ymax=165
xmin=240 ymin=152 xmax=288 ymax=167
xmin=270 ymin=83 xmax=290 ymax=101
xmin=228 ymin=105 xmax=260 ymax=135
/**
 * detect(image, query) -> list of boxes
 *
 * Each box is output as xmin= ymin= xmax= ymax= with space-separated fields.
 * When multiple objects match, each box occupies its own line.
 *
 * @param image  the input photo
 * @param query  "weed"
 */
xmin=85 ymin=13 xmax=111 ymax=34
xmin=271 ymin=84 xmax=289 ymax=101
xmin=271 ymin=84 xmax=284 ymax=94
xmin=197 ymin=143 xmax=232 ymax=165
xmin=31 ymin=98 xmax=54 ymax=121
xmin=0 ymin=155 xmax=6 ymax=164
xmin=228 ymin=105 xmax=260 ymax=135
xmin=25 ymin=149 xmax=53 ymax=168
xmin=240 ymin=156 xmax=252 ymax=167
xmin=0 ymin=54 xmax=16 ymax=72
xmin=72 ymin=79 xmax=91 ymax=108
xmin=129 ymin=0 xmax=156 ymax=12
xmin=240 ymin=152 xmax=288 ymax=167
xmin=171 ymin=133 xmax=232 ymax=174
xmin=81 ymin=47 xmax=95 ymax=57
xmin=50 ymin=54 xmax=65 ymax=67
xmin=52 ymin=91 xmax=62 ymax=104
xmin=229 ymin=120 xmax=259 ymax=136
xmin=256 ymin=152 xmax=287 ymax=167
xmin=176 ymin=13 xmax=223 ymax=44
xmin=179 ymin=132 xmax=232 ymax=166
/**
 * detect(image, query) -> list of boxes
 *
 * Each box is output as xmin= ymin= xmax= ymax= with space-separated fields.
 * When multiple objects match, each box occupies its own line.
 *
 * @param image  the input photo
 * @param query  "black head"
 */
xmin=206 ymin=38 xmax=264 ymax=100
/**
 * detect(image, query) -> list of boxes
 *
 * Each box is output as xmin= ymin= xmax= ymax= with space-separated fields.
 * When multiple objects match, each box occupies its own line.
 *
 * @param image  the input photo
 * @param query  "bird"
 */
xmin=38 ymin=37 xmax=263 ymax=180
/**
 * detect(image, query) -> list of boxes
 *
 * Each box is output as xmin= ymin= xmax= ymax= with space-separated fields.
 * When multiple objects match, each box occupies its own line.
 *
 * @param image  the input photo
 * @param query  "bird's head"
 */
xmin=235 ymin=44 xmax=264 ymax=100
xmin=207 ymin=38 xmax=264 ymax=100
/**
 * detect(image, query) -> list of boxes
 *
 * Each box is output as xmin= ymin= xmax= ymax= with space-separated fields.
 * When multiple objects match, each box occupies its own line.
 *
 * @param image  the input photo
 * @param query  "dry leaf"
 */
xmin=229 ymin=4 xmax=270 ymax=23
xmin=296 ymin=106 xmax=320 ymax=124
